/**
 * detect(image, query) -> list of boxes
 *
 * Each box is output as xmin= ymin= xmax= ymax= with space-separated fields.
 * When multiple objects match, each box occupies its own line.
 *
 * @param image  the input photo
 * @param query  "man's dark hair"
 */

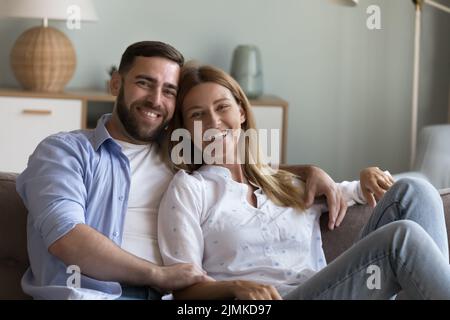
xmin=118 ymin=41 xmax=184 ymax=74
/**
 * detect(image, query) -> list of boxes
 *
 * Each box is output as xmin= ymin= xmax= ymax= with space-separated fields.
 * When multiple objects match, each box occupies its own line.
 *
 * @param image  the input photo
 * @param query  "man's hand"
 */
xmin=279 ymin=165 xmax=346 ymax=230
xmin=360 ymin=167 xmax=395 ymax=208
xmin=153 ymin=263 xmax=214 ymax=293
xmin=304 ymin=166 xmax=347 ymax=230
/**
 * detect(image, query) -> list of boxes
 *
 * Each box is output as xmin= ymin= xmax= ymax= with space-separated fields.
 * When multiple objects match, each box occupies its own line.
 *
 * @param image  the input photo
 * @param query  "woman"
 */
xmin=158 ymin=64 xmax=450 ymax=299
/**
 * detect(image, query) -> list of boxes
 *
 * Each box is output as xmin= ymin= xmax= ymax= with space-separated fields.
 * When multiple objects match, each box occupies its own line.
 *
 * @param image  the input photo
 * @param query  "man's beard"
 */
xmin=116 ymin=86 xmax=169 ymax=143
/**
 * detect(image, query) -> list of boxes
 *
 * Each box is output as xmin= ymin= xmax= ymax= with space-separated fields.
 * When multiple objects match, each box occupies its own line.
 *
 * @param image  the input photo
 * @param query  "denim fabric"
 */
xmin=284 ymin=178 xmax=450 ymax=300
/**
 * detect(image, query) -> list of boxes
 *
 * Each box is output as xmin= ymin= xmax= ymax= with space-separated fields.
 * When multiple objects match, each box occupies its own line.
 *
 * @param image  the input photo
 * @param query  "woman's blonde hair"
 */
xmin=163 ymin=63 xmax=306 ymax=210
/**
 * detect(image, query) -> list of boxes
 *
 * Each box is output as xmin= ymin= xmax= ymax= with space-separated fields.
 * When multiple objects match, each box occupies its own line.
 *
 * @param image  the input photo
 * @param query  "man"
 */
xmin=16 ymin=41 xmax=347 ymax=300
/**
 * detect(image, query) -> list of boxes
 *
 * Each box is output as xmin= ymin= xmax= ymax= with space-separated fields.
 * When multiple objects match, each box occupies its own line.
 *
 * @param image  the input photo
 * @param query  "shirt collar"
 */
xmin=198 ymin=165 xmax=233 ymax=179
xmin=93 ymin=113 xmax=118 ymax=151
xmin=199 ymin=165 xmax=264 ymax=197
xmin=198 ymin=165 xmax=260 ymax=187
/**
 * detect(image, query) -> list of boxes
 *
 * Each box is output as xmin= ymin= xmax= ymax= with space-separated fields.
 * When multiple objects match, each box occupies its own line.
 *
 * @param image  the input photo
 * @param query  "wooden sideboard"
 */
xmin=0 ymin=88 xmax=288 ymax=172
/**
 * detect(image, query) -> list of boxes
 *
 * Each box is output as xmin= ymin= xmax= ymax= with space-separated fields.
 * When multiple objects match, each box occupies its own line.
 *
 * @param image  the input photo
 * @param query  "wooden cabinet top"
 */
xmin=0 ymin=88 xmax=288 ymax=107
xmin=0 ymin=88 xmax=116 ymax=102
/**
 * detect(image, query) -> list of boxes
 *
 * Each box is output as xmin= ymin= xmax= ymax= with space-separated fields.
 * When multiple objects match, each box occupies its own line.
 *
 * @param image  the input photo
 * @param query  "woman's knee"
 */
xmin=389 ymin=177 xmax=441 ymax=208
xmin=382 ymin=220 xmax=428 ymax=249
xmin=389 ymin=219 xmax=423 ymax=233
xmin=393 ymin=177 xmax=439 ymax=198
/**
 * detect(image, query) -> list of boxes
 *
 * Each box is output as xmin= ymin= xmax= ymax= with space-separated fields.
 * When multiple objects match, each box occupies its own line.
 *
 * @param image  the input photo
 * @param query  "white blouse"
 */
xmin=158 ymin=165 xmax=366 ymax=296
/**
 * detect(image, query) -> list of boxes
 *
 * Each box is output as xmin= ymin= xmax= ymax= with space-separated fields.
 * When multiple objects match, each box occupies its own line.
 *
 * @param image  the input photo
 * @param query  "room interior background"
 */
xmin=0 ymin=0 xmax=448 ymax=181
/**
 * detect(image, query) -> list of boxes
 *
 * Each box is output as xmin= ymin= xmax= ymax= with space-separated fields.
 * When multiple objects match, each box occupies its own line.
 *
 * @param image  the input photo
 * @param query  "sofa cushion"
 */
xmin=1 ymin=170 xmax=449 ymax=299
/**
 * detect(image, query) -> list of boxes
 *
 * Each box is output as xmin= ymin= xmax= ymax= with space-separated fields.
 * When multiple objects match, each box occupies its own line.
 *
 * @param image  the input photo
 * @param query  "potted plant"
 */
xmin=106 ymin=65 xmax=118 ymax=93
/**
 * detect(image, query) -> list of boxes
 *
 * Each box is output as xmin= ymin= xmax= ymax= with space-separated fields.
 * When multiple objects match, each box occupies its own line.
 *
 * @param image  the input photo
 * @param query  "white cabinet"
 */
xmin=250 ymin=96 xmax=288 ymax=164
xmin=0 ymin=96 xmax=83 ymax=173
xmin=0 ymin=89 xmax=288 ymax=173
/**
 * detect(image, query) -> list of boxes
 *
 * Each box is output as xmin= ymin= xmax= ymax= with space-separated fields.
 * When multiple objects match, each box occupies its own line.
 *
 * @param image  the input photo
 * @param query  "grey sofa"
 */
xmin=1 ymin=172 xmax=449 ymax=299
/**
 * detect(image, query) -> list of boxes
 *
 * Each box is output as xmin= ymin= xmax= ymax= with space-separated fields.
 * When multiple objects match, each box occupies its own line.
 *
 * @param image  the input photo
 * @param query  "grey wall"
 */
xmin=0 ymin=0 xmax=449 ymax=181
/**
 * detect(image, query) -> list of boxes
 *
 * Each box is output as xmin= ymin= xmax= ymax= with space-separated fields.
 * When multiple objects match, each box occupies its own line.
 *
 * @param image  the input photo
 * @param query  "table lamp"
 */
xmin=0 ymin=0 xmax=98 ymax=93
xmin=334 ymin=0 xmax=450 ymax=168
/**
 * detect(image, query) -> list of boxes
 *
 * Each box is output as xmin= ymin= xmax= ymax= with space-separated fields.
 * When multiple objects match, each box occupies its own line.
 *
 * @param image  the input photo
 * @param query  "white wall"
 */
xmin=0 ymin=0 xmax=448 ymax=180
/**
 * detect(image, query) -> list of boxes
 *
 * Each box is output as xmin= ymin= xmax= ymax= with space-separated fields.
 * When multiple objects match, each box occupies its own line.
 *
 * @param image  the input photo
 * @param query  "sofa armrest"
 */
xmin=0 ymin=172 xmax=30 ymax=299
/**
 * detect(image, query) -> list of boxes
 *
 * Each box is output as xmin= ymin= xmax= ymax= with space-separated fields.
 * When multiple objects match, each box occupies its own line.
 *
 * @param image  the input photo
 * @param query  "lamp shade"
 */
xmin=0 ymin=0 xmax=98 ymax=92
xmin=0 ymin=0 xmax=98 ymax=21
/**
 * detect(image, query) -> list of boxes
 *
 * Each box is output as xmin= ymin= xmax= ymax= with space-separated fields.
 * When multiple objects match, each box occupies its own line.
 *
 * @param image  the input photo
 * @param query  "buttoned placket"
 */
xmin=112 ymin=146 xmax=131 ymax=244
xmin=218 ymin=167 xmax=281 ymax=263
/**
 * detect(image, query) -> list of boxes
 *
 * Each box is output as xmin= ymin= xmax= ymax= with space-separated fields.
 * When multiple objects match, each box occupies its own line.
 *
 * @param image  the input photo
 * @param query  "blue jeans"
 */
xmin=284 ymin=178 xmax=450 ymax=299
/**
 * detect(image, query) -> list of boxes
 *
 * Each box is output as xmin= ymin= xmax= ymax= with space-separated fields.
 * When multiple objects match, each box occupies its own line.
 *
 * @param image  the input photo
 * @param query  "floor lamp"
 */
xmin=334 ymin=0 xmax=450 ymax=169
xmin=410 ymin=0 xmax=450 ymax=168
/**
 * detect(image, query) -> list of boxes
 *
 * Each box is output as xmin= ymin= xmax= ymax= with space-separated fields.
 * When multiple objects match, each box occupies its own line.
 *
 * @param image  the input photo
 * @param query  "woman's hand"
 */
xmin=360 ymin=167 xmax=395 ymax=208
xmin=230 ymin=280 xmax=282 ymax=300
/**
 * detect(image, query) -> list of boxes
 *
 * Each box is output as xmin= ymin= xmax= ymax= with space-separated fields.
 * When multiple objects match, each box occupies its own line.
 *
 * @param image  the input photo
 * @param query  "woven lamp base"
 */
xmin=10 ymin=26 xmax=76 ymax=93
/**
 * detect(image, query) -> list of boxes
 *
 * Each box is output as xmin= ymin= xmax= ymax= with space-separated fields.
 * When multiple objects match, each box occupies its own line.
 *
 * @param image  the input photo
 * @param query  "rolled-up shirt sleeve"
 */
xmin=16 ymin=135 xmax=87 ymax=249
xmin=158 ymin=170 xmax=204 ymax=268
xmin=337 ymin=170 xmax=393 ymax=207
xmin=337 ymin=180 xmax=365 ymax=206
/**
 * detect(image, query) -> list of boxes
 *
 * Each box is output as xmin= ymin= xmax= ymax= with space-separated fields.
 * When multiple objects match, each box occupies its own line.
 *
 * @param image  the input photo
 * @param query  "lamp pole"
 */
xmin=410 ymin=0 xmax=422 ymax=169
xmin=334 ymin=0 xmax=449 ymax=169
xmin=410 ymin=0 xmax=450 ymax=169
